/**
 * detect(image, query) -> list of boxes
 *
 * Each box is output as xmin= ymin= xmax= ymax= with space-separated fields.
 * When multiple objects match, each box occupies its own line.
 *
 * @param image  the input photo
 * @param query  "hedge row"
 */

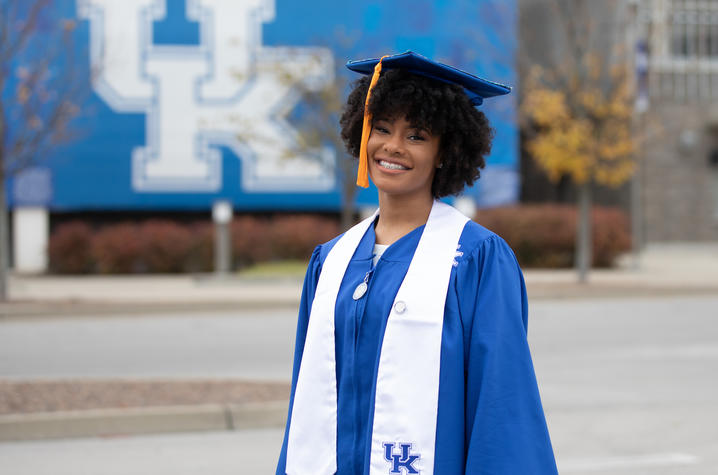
xmin=48 ymin=205 xmax=631 ymax=274
xmin=48 ymin=216 xmax=340 ymax=274
xmin=474 ymin=205 xmax=631 ymax=268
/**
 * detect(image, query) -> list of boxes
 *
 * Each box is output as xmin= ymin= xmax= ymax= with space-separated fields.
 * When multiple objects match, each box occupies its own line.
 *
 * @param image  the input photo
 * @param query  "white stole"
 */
xmin=286 ymin=201 xmax=469 ymax=475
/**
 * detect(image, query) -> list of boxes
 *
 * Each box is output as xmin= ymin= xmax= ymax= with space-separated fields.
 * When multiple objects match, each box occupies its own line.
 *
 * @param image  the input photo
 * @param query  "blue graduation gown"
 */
xmin=277 ymin=220 xmax=557 ymax=474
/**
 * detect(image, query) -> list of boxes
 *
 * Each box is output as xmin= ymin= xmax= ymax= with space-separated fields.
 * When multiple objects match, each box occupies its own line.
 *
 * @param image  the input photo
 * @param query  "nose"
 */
xmin=383 ymin=131 xmax=404 ymax=155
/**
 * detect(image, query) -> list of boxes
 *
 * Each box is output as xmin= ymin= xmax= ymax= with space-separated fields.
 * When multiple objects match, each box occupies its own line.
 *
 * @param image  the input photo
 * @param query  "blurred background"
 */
xmin=0 ymin=0 xmax=717 ymax=473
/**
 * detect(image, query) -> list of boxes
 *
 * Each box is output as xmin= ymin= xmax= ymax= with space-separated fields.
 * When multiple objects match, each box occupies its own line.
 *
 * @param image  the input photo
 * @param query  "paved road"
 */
xmin=0 ymin=427 xmax=709 ymax=474
xmin=530 ymin=295 xmax=718 ymax=474
xmin=0 ymin=428 xmax=285 ymax=475
xmin=0 ymin=308 xmax=298 ymax=381
xmin=2 ymin=295 xmax=718 ymax=474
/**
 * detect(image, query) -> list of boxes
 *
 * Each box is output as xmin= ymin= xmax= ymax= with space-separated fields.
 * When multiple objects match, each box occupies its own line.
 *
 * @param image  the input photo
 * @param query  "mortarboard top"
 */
xmin=347 ymin=51 xmax=511 ymax=188
xmin=346 ymin=51 xmax=511 ymax=106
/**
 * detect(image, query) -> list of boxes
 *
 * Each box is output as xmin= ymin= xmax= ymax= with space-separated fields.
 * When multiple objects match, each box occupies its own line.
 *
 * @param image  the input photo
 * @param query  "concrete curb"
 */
xmin=0 ymin=299 xmax=301 ymax=319
xmin=2 ymin=285 xmax=717 ymax=319
xmin=0 ymin=400 xmax=288 ymax=442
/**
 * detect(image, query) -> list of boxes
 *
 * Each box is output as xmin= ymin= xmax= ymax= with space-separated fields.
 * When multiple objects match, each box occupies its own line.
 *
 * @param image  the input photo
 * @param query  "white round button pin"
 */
xmin=393 ymin=301 xmax=407 ymax=314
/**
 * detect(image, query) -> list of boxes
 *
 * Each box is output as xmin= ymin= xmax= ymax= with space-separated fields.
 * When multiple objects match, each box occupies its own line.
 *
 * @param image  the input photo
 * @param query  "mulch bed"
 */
xmin=0 ymin=380 xmax=290 ymax=414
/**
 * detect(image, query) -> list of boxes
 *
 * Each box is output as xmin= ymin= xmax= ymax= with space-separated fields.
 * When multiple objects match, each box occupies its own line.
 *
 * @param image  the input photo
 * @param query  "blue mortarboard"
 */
xmin=346 ymin=51 xmax=511 ymax=188
xmin=346 ymin=51 xmax=511 ymax=107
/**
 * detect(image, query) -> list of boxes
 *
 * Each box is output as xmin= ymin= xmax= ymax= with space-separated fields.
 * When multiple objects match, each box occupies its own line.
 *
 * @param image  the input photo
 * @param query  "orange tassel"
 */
xmin=357 ymin=55 xmax=388 ymax=188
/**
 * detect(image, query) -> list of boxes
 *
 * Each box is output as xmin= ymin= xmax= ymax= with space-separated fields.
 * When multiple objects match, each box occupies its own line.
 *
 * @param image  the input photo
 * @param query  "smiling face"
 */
xmin=367 ymin=116 xmax=441 ymax=200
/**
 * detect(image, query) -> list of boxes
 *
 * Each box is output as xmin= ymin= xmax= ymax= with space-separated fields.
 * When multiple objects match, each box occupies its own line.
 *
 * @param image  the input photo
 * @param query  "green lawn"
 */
xmin=238 ymin=260 xmax=309 ymax=278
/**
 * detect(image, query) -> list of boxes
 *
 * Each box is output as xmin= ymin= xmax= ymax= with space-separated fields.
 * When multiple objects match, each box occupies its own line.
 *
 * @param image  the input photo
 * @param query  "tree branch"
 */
xmin=0 ymin=0 xmax=51 ymax=64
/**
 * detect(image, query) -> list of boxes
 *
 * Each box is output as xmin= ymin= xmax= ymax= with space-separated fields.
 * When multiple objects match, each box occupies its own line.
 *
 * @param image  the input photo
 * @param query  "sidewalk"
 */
xmin=525 ymin=243 xmax=718 ymax=298
xmin=0 ymin=379 xmax=289 ymax=442
xmin=1 ymin=275 xmax=303 ymax=317
xmin=2 ymin=243 xmax=717 ymax=318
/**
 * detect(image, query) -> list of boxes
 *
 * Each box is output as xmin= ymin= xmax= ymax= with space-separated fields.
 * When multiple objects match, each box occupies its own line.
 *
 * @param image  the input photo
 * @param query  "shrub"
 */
xmin=139 ymin=220 xmax=196 ymax=273
xmin=269 ymin=215 xmax=340 ymax=260
xmin=228 ymin=215 xmax=339 ymax=268
xmin=231 ymin=216 xmax=273 ymax=268
xmin=90 ymin=222 xmax=146 ymax=274
xmin=592 ymin=207 xmax=631 ymax=267
xmin=48 ymin=214 xmax=341 ymax=274
xmin=184 ymin=222 xmax=213 ymax=273
xmin=474 ymin=205 xmax=630 ymax=268
xmin=48 ymin=208 xmax=628 ymax=273
xmin=48 ymin=221 xmax=94 ymax=274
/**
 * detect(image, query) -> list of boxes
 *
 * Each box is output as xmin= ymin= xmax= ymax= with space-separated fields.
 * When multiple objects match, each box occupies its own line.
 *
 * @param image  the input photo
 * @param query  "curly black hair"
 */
xmin=339 ymin=69 xmax=494 ymax=199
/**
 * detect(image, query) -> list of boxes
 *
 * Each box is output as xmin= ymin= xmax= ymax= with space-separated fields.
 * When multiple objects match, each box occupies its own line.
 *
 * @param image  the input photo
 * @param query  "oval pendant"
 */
xmin=353 ymin=281 xmax=368 ymax=300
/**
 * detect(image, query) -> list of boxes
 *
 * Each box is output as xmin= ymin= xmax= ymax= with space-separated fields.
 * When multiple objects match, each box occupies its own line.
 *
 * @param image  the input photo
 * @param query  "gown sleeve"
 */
xmin=276 ymin=246 xmax=323 ymax=475
xmin=457 ymin=235 xmax=558 ymax=474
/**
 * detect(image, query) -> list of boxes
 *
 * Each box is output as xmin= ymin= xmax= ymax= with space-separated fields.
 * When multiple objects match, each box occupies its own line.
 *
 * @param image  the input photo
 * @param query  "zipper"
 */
xmin=351 ymin=262 xmax=375 ymax=469
xmin=354 ymin=267 xmax=374 ymax=350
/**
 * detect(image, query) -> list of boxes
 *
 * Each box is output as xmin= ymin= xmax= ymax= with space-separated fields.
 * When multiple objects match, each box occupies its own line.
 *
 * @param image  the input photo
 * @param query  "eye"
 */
xmin=408 ymin=129 xmax=430 ymax=141
xmin=373 ymin=125 xmax=389 ymax=134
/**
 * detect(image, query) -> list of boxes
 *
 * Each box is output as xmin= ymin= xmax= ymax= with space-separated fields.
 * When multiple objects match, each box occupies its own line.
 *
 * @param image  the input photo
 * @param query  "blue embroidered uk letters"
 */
xmin=383 ymin=442 xmax=420 ymax=474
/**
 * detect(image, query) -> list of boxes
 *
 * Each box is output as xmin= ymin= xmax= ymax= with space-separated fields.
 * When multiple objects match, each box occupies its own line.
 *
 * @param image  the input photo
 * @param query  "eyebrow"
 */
xmin=409 ymin=125 xmax=431 ymax=136
xmin=372 ymin=116 xmax=433 ymax=136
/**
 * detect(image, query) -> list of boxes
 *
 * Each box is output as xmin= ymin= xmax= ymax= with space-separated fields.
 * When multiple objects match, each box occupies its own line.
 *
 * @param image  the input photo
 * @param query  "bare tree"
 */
xmin=292 ymin=65 xmax=358 ymax=230
xmin=0 ymin=0 xmax=89 ymax=299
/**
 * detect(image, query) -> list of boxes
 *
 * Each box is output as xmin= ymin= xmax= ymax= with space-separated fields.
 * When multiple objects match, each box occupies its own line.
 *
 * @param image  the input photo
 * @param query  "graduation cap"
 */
xmin=346 ymin=51 xmax=511 ymax=188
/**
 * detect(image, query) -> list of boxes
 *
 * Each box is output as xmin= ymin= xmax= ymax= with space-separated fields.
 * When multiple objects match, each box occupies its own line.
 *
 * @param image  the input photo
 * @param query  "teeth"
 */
xmin=379 ymin=160 xmax=408 ymax=170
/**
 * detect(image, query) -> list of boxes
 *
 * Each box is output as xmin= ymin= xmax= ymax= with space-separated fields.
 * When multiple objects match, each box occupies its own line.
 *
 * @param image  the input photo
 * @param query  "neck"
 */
xmin=375 ymin=191 xmax=435 ymax=245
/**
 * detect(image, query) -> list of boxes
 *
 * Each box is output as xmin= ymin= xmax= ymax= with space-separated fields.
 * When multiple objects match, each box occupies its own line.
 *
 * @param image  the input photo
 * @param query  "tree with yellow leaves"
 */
xmin=520 ymin=0 xmax=637 ymax=282
xmin=523 ymin=62 xmax=636 ymax=187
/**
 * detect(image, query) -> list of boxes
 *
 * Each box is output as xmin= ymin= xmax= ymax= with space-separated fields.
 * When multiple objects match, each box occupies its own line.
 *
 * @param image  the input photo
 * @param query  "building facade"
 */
xmin=518 ymin=0 xmax=718 ymax=243
xmin=637 ymin=0 xmax=718 ymax=241
xmin=7 ymin=0 xmax=519 ymax=272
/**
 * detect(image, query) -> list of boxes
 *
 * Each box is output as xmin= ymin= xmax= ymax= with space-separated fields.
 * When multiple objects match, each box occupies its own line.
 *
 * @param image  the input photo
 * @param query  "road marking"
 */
xmin=560 ymin=452 xmax=699 ymax=472
xmin=605 ymin=344 xmax=718 ymax=360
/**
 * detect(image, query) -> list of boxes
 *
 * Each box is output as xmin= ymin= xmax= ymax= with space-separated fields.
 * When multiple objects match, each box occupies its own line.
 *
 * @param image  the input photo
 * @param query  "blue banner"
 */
xmin=8 ymin=0 xmax=518 ymax=211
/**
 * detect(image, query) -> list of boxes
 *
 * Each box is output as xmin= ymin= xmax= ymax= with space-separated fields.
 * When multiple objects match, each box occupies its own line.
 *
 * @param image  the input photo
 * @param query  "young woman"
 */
xmin=277 ymin=52 xmax=557 ymax=475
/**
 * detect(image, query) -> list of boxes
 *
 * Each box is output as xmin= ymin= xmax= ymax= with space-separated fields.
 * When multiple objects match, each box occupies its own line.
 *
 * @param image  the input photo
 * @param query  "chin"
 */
xmin=372 ymin=178 xmax=431 ymax=200
xmin=369 ymin=172 xmax=403 ymax=193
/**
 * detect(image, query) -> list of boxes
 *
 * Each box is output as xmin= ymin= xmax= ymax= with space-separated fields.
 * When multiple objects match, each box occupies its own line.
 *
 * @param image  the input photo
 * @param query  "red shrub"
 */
xmin=48 ymin=221 xmax=94 ymax=274
xmin=231 ymin=216 xmax=274 ymax=268
xmin=475 ymin=205 xmax=630 ymax=268
xmin=184 ymin=222 xmax=213 ymax=273
xmin=138 ymin=220 xmax=195 ymax=273
xmin=592 ymin=207 xmax=631 ymax=267
xmin=90 ymin=223 xmax=145 ymax=274
xmin=269 ymin=215 xmax=340 ymax=260
xmin=49 ymin=213 xmax=342 ymax=274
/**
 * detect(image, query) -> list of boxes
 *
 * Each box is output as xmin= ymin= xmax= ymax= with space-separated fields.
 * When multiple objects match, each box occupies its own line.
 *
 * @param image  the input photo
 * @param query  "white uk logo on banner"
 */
xmin=78 ymin=0 xmax=335 ymax=192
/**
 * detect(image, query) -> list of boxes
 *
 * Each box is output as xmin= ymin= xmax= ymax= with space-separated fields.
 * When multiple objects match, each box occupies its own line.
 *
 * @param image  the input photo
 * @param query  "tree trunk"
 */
xmin=630 ymin=165 xmax=642 ymax=269
xmin=340 ymin=154 xmax=357 ymax=231
xmin=575 ymin=181 xmax=592 ymax=283
xmin=0 ymin=86 xmax=7 ymax=300
xmin=0 ymin=167 xmax=8 ymax=300
xmin=340 ymin=197 xmax=354 ymax=231
xmin=630 ymin=112 xmax=646 ymax=269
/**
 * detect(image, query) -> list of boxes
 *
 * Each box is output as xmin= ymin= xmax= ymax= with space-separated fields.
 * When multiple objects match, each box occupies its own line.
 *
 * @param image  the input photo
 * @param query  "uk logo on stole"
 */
xmin=383 ymin=442 xmax=421 ymax=474
xmin=77 ymin=0 xmax=335 ymax=193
